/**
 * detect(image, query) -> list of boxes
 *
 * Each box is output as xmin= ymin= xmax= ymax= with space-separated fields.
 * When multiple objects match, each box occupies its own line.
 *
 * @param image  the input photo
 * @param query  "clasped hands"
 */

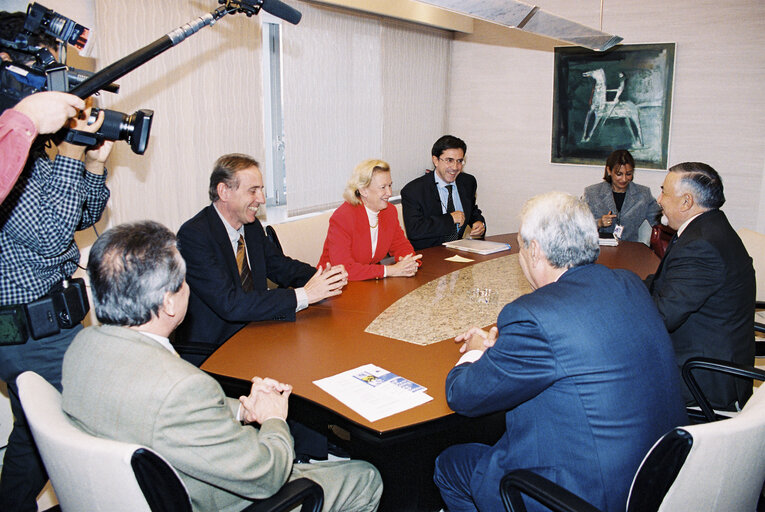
xmin=239 ymin=376 xmax=292 ymax=424
xmin=455 ymin=326 xmax=498 ymax=354
xmin=305 ymin=263 xmax=348 ymax=303
xmin=387 ymin=253 xmax=422 ymax=277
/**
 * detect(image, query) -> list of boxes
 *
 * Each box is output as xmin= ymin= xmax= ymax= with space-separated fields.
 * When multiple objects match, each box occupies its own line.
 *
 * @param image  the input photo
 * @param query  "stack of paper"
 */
xmin=313 ymin=364 xmax=433 ymax=422
xmin=443 ymin=239 xmax=511 ymax=255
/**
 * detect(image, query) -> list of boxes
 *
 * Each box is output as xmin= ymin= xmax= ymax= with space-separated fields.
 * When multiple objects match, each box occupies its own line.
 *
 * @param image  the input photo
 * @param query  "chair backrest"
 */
xmin=737 ymin=228 xmax=765 ymax=302
xmin=269 ymin=209 xmax=334 ymax=266
xmin=650 ymin=224 xmax=676 ymax=258
xmin=16 ymin=371 xmax=191 ymax=512
xmin=627 ymin=384 xmax=765 ymax=511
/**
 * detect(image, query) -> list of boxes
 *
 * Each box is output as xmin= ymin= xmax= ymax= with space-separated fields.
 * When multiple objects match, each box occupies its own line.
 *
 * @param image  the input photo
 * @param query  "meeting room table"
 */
xmin=201 ymin=233 xmax=660 ymax=511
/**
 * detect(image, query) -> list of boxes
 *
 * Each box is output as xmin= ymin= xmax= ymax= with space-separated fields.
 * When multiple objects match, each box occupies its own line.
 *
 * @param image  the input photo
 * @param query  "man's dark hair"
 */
xmin=88 ymin=221 xmax=186 ymax=326
xmin=431 ymin=135 xmax=467 ymax=159
xmin=208 ymin=153 xmax=260 ymax=202
xmin=602 ymin=149 xmax=635 ymax=183
xmin=0 ymin=11 xmax=58 ymax=61
xmin=668 ymin=161 xmax=725 ymax=209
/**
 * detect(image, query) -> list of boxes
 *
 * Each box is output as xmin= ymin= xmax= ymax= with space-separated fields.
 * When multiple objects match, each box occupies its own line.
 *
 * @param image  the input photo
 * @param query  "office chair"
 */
xmin=500 ymin=362 xmax=765 ymax=512
xmin=265 ymin=224 xmax=284 ymax=254
xmin=16 ymin=371 xmax=323 ymax=512
xmin=649 ymin=223 xmax=676 ymax=258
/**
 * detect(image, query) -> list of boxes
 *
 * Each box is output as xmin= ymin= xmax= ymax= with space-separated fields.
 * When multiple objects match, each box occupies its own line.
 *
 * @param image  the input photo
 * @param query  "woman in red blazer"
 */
xmin=318 ymin=159 xmax=421 ymax=281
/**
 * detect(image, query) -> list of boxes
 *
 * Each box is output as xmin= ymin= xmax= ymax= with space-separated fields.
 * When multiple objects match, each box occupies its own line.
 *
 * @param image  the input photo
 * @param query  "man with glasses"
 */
xmin=401 ymin=135 xmax=486 ymax=250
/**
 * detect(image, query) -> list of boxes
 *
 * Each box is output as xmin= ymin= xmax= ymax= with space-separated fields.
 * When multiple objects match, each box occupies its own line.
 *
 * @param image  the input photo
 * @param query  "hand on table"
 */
xmin=386 ymin=253 xmax=422 ymax=277
xmin=305 ymin=263 xmax=348 ymax=303
xmin=455 ymin=326 xmax=498 ymax=353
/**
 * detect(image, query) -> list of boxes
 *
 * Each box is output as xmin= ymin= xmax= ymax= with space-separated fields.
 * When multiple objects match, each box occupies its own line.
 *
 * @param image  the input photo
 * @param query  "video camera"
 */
xmin=0 ymin=3 xmax=153 ymax=154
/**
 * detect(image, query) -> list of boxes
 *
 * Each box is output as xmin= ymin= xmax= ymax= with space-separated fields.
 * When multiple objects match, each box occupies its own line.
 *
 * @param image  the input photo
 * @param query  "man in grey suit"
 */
xmin=61 ymin=221 xmax=382 ymax=512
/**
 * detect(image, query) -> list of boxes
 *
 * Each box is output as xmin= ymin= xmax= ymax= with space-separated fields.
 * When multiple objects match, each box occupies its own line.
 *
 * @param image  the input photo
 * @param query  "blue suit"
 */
xmin=434 ymin=264 xmax=687 ymax=512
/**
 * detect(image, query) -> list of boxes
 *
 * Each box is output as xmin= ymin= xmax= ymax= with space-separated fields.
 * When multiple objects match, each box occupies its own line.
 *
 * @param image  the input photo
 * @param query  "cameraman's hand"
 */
xmin=12 ymin=92 xmax=84 ymax=134
xmin=57 ymin=109 xmax=112 ymax=174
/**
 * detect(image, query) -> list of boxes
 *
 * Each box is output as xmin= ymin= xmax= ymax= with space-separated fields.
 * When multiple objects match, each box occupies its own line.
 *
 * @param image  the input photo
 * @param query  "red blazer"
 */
xmin=318 ymin=201 xmax=414 ymax=281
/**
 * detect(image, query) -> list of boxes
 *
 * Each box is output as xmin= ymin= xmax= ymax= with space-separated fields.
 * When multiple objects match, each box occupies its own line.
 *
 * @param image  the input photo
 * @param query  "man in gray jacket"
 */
xmin=61 ymin=221 xmax=381 ymax=511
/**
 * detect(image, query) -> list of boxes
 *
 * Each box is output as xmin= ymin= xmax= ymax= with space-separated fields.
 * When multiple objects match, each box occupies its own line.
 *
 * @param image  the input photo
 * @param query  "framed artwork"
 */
xmin=551 ymin=43 xmax=675 ymax=169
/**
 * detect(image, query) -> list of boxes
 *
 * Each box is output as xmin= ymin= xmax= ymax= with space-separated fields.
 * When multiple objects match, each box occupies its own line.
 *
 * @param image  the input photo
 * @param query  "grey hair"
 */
xmin=87 ymin=221 xmax=186 ymax=326
xmin=519 ymin=191 xmax=600 ymax=269
xmin=668 ymin=162 xmax=725 ymax=210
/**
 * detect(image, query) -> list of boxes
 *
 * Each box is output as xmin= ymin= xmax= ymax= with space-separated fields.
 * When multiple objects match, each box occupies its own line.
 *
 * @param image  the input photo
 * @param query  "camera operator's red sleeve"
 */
xmin=0 ymin=109 xmax=37 ymax=204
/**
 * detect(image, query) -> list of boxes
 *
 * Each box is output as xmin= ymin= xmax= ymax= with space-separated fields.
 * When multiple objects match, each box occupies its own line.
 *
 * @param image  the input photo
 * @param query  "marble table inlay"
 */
xmin=365 ymin=253 xmax=532 ymax=345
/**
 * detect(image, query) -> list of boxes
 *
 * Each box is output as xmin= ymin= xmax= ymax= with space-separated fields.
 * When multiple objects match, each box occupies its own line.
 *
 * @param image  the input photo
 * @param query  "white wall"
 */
xmin=447 ymin=0 xmax=765 ymax=234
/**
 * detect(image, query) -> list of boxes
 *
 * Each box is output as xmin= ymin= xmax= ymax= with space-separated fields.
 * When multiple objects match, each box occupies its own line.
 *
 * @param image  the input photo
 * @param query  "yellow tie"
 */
xmin=236 ymin=235 xmax=254 ymax=292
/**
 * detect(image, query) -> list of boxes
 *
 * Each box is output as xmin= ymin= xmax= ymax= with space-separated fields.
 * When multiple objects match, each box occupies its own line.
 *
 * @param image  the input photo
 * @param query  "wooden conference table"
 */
xmin=202 ymin=234 xmax=660 ymax=511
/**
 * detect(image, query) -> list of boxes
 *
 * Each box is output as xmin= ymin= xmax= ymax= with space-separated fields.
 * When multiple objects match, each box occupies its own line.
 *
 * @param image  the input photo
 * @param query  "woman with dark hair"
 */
xmin=582 ymin=149 xmax=661 ymax=243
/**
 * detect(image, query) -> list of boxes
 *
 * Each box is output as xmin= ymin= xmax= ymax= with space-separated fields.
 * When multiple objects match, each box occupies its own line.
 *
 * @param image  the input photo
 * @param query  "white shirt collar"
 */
xmin=677 ymin=212 xmax=704 ymax=237
xmin=138 ymin=331 xmax=178 ymax=356
xmin=213 ymin=202 xmax=244 ymax=245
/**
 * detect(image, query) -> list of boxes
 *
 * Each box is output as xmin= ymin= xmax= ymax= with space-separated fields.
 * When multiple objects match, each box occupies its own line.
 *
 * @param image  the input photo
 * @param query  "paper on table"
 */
xmin=313 ymin=364 xmax=433 ymax=422
xmin=445 ymin=254 xmax=474 ymax=263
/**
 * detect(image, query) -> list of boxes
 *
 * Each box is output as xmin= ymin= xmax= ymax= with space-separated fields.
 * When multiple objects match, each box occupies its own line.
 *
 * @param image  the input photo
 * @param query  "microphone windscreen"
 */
xmin=261 ymin=0 xmax=302 ymax=25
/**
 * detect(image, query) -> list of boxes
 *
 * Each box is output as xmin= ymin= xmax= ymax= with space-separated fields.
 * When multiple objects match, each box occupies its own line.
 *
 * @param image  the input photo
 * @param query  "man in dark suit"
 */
xmin=646 ymin=162 xmax=755 ymax=410
xmin=401 ymin=135 xmax=485 ymax=250
xmin=434 ymin=192 xmax=687 ymax=512
xmin=63 ymin=221 xmax=382 ymax=512
xmin=176 ymin=153 xmax=348 ymax=365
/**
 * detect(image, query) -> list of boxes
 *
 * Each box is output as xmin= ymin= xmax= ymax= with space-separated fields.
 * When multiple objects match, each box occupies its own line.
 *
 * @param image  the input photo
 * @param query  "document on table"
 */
xmin=313 ymin=364 xmax=433 ymax=422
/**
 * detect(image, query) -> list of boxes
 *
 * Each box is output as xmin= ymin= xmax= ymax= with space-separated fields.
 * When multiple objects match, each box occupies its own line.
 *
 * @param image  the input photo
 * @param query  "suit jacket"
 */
xmin=62 ymin=326 xmax=294 ymax=512
xmin=446 ymin=264 xmax=687 ymax=512
xmin=582 ymin=181 xmax=661 ymax=242
xmin=646 ymin=209 xmax=755 ymax=409
xmin=317 ymin=201 xmax=414 ymax=281
xmin=176 ymin=205 xmax=316 ymax=354
xmin=400 ymin=171 xmax=485 ymax=250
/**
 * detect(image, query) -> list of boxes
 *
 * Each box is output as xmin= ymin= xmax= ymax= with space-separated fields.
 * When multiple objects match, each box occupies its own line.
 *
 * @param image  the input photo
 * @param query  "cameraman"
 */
xmin=0 ymin=90 xmax=86 ymax=203
xmin=0 ymin=10 xmax=113 ymax=511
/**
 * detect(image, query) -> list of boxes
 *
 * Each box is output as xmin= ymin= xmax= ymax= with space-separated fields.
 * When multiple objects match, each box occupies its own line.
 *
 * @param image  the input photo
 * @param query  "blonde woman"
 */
xmin=318 ymin=159 xmax=421 ymax=281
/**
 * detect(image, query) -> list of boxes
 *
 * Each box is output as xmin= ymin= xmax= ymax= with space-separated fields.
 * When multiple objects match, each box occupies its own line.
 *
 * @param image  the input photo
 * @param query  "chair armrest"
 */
xmin=681 ymin=357 xmax=765 ymax=423
xmin=241 ymin=478 xmax=323 ymax=512
xmin=500 ymin=470 xmax=602 ymax=512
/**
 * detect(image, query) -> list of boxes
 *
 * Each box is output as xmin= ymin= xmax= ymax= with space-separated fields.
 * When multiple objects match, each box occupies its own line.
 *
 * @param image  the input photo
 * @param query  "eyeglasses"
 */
xmin=439 ymin=157 xmax=466 ymax=166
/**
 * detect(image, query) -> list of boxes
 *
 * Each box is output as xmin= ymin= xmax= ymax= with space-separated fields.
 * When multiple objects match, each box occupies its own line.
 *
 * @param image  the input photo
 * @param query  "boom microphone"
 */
xmin=243 ymin=0 xmax=302 ymax=25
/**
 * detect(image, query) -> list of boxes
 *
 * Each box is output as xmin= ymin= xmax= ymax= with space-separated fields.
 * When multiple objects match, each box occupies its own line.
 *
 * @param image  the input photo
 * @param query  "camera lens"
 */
xmin=88 ymin=108 xmax=154 ymax=155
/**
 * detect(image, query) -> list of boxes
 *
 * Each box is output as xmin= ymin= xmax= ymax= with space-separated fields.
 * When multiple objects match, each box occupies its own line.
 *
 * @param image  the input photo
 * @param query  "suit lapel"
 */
xmin=204 ymin=205 xmax=240 ymax=284
xmin=426 ymin=173 xmax=442 ymax=215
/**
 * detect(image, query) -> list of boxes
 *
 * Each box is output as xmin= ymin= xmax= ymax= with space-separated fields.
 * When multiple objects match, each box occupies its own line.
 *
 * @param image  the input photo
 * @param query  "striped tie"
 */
xmin=237 ymin=235 xmax=254 ymax=292
xmin=444 ymin=185 xmax=460 ymax=242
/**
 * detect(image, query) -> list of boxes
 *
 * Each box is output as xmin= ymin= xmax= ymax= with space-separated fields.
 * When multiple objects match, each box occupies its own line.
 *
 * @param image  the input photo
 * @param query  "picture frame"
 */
xmin=551 ymin=43 xmax=676 ymax=169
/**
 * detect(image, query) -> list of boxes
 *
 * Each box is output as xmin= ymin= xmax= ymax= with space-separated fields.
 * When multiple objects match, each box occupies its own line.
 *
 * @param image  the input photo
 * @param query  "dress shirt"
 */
xmin=213 ymin=204 xmax=308 ymax=311
xmin=0 ymin=154 xmax=109 ymax=305
xmin=364 ymin=206 xmax=387 ymax=277
xmin=676 ymin=212 xmax=704 ymax=237
xmin=434 ymin=173 xmax=464 ymax=214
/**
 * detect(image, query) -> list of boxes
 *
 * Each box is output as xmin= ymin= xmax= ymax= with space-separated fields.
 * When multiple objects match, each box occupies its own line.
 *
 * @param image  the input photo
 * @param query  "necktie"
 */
xmin=444 ymin=185 xmax=459 ymax=242
xmin=236 ymin=235 xmax=254 ymax=292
